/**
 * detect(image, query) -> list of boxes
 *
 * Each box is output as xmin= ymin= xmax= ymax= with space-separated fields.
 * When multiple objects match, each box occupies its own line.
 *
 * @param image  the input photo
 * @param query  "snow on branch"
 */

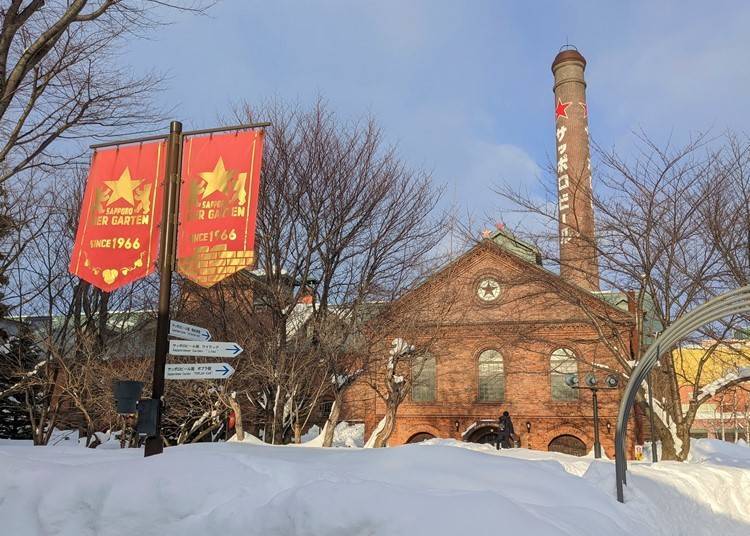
xmin=698 ymin=367 xmax=750 ymax=399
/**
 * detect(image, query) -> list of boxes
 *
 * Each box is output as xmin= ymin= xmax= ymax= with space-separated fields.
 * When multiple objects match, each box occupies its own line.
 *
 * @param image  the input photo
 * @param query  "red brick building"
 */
xmin=342 ymin=48 xmax=641 ymax=457
xmin=342 ymin=231 xmax=637 ymax=457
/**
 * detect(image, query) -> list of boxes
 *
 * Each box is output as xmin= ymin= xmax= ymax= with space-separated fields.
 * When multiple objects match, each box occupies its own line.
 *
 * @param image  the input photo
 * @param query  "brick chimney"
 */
xmin=552 ymin=48 xmax=599 ymax=290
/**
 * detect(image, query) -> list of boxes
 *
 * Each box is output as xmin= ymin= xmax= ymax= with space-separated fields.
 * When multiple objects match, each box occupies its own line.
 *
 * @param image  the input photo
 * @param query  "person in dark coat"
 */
xmin=496 ymin=411 xmax=515 ymax=449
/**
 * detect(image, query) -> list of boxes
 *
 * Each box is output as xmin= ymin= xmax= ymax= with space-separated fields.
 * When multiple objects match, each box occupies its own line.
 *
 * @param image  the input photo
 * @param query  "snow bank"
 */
xmin=226 ymin=432 xmax=266 ymax=445
xmin=688 ymin=438 xmax=750 ymax=468
xmin=1 ymin=439 xmax=749 ymax=535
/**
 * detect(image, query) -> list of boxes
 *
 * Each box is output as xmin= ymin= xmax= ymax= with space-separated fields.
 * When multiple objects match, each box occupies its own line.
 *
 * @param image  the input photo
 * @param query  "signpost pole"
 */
xmin=144 ymin=120 xmax=183 ymax=457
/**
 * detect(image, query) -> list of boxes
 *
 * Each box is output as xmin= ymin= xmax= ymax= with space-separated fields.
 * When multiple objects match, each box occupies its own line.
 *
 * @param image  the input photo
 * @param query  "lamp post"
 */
xmin=566 ymin=372 xmax=620 ymax=458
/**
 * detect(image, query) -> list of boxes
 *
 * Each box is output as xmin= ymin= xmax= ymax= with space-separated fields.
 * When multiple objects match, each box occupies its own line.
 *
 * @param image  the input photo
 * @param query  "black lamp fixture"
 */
xmin=454 ymin=420 xmax=460 ymax=432
xmin=564 ymin=371 xmax=620 ymax=459
xmin=525 ymin=421 xmax=532 ymax=433
xmin=606 ymin=422 xmax=612 ymax=434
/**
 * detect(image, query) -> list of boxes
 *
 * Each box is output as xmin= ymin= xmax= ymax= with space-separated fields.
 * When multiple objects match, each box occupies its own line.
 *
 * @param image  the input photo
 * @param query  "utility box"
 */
xmin=136 ymin=399 xmax=160 ymax=437
xmin=113 ymin=380 xmax=144 ymax=414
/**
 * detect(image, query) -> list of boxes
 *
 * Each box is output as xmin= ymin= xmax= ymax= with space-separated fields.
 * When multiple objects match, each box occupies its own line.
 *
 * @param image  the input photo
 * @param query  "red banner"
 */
xmin=69 ymin=142 xmax=166 ymax=291
xmin=176 ymin=130 xmax=264 ymax=287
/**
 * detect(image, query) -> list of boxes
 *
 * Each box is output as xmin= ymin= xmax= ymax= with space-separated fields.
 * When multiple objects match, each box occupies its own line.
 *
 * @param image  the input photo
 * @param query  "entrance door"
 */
xmin=467 ymin=426 xmax=499 ymax=445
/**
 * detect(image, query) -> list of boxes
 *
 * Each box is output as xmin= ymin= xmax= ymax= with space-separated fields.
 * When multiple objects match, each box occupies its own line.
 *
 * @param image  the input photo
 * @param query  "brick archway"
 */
xmin=466 ymin=426 xmax=500 ymax=445
xmin=462 ymin=419 xmax=501 ymax=445
xmin=548 ymin=434 xmax=587 ymax=456
xmin=406 ymin=432 xmax=435 ymax=444
xmin=397 ymin=423 xmax=444 ymax=445
xmin=539 ymin=424 xmax=592 ymax=454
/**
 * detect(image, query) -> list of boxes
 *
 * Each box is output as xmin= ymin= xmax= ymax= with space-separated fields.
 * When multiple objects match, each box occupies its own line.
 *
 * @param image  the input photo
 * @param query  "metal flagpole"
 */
xmin=144 ymin=120 xmax=183 ymax=457
xmin=85 ymin=120 xmax=269 ymax=457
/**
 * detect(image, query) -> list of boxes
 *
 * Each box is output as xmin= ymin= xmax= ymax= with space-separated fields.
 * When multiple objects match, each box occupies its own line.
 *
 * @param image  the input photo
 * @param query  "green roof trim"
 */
xmin=490 ymin=227 xmax=542 ymax=266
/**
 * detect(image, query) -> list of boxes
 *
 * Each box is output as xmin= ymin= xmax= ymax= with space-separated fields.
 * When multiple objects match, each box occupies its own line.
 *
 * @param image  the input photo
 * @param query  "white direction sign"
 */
xmin=165 ymin=363 xmax=235 ymax=380
xmin=169 ymin=340 xmax=243 ymax=358
xmin=169 ymin=320 xmax=211 ymax=342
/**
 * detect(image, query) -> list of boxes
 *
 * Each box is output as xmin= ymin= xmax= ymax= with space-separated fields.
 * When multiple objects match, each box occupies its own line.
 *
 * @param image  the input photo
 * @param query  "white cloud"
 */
xmin=439 ymin=141 xmax=545 ymax=232
xmin=468 ymin=142 xmax=542 ymax=191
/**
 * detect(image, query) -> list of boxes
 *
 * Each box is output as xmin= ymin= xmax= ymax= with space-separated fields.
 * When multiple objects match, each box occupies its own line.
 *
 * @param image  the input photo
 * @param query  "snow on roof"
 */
xmin=286 ymin=303 xmax=315 ymax=337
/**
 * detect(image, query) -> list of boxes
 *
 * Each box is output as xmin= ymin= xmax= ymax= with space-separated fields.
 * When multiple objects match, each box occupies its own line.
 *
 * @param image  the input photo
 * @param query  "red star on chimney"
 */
xmin=555 ymin=99 xmax=571 ymax=120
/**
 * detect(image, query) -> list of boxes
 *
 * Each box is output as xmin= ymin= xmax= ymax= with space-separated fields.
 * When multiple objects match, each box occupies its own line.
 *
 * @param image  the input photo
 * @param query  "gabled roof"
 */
xmin=396 ymin=237 xmax=633 ymax=322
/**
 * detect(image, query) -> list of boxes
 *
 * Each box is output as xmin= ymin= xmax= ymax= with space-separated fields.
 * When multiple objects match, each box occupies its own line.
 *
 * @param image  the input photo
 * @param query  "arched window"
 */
xmin=478 ymin=349 xmax=504 ymax=402
xmin=412 ymin=353 xmax=436 ymax=402
xmin=550 ymin=348 xmax=579 ymax=401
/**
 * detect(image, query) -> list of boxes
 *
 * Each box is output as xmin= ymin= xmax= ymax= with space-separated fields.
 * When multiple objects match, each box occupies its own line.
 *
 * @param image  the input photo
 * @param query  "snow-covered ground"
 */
xmin=1 ymin=439 xmax=748 ymax=535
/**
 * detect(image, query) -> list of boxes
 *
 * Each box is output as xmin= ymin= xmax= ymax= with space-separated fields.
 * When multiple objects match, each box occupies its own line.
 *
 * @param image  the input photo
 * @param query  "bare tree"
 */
xmin=168 ymin=99 xmax=447 ymax=446
xmin=367 ymin=338 xmax=416 ymax=448
xmin=0 ymin=0 xmax=215 ymax=184
xmin=703 ymin=134 xmax=750 ymax=289
xmin=0 ymin=0 xmax=215 ymax=445
xmin=497 ymin=132 xmax=750 ymax=460
xmin=0 ymin=169 xmax=156 ymax=444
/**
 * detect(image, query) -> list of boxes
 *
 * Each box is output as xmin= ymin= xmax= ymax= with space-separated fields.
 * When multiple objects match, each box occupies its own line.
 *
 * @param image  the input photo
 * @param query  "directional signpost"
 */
xmin=168 ymin=340 xmax=243 ymax=358
xmin=74 ymin=120 xmax=267 ymax=457
xmin=165 ymin=363 xmax=235 ymax=380
xmin=169 ymin=320 xmax=212 ymax=341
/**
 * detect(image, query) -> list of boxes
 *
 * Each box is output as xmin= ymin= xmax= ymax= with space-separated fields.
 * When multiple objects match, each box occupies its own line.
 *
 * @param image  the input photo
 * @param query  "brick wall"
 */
xmin=342 ymin=240 xmax=639 ymax=457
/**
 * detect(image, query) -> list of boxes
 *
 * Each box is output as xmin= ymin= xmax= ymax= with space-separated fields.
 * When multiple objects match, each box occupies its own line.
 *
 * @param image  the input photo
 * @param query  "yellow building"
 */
xmin=673 ymin=341 xmax=750 ymax=385
xmin=672 ymin=341 xmax=750 ymax=442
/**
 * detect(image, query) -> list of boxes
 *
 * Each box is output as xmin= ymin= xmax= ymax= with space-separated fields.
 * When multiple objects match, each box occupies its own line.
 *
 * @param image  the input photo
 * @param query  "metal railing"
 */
xmin=615 ymin=285 xmax=750 ymax=502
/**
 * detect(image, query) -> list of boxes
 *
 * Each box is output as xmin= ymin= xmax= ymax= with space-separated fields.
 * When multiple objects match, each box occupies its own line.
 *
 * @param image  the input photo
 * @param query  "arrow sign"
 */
xmin=165 ymin=363 xmax=235 ymax=380
xmin=168 ymin=340 xmax=243 ymax=358
xmin=169 ymin=320 xmax=211 ymax=342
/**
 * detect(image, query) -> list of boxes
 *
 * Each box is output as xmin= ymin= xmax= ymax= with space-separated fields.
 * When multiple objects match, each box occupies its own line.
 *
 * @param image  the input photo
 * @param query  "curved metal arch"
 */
xmin=615 ymin=285 xmax=750 ymax=502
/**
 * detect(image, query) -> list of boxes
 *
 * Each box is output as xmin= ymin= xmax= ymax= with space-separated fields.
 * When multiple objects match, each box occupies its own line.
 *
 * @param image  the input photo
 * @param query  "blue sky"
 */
xmin=128 ymin=1 xmax=750 ymax=228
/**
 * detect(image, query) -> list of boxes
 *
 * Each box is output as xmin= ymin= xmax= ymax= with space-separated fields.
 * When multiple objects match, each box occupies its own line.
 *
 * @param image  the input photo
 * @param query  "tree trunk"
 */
xmin=270 ymin=385 xmax=282 ymax=444
xmin=293 ymin=422 xmax=302 ymax=444
xmin=322 ymin=399 xmax=340 ymax=447
xmin=228 ymin=396 xmax=244 ymax=442
xmin=655 ymin=420 xmax=678 ymax=460
xmin=120 ymin=418 xmax=127 ymax=449
xmin=371 ymin=403 xmax=397 ymax=448
xmin=676 ymin=424 xmax=692 ymax=460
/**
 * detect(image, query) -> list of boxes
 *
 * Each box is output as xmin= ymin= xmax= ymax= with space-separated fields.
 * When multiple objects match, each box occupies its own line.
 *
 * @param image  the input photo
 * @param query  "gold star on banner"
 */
xmin=200 ymin=157 xmax=234 ymax=198
xmin=105 ymin=168 xmax=141 ymax=206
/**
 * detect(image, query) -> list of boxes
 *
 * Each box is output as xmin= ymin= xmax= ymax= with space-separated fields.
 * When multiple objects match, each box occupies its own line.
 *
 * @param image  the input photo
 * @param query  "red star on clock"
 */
xmin=579 ymin=102 xmax=588 ymax=118
xmin=555 ymin=99 xmax=571 ymax=120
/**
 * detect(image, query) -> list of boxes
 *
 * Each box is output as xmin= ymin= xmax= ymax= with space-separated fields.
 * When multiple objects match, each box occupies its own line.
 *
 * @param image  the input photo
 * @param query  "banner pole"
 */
xmin=144 ymin=120 xmax=183 ymax=457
